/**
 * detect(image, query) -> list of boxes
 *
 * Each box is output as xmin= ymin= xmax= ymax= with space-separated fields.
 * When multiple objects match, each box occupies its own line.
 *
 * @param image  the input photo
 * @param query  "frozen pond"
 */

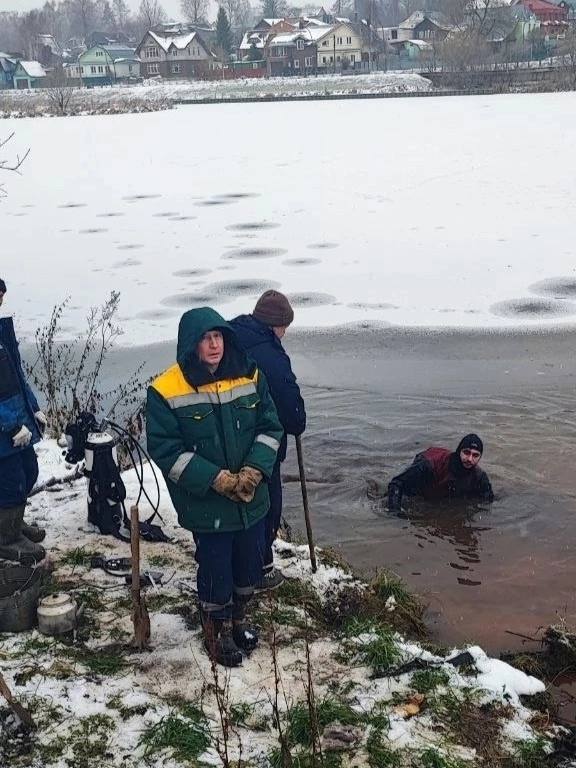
xmin=3 ymin=91 xmax=576 ymax=343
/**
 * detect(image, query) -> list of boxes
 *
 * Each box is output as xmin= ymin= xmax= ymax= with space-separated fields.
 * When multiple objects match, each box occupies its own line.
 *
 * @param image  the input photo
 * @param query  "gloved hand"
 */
xmin=235 ymin=466 xmax=263 ymax=504
xmin=12 ymin=425 xmax=32 ymax=448
xmin=212 ymin=470 xmax=240 ymax=501
xmin=35 ymin=411 xmax=47 ymax=434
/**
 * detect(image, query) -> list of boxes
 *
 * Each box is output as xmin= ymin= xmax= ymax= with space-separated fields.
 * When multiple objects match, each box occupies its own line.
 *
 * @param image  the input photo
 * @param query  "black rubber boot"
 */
xmin=21 ymin=522 xmax=46 ymax=543
xmin=201 ymin=613 xmax=242 ymax=667
xmin=232 ymin=596 xmax=259 ymax=653
xmin=0 ymin=506 xmax=46 ymax=565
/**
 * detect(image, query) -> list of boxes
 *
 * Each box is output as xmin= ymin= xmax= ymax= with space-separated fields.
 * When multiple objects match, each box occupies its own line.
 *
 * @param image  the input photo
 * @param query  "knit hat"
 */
xmin=457 ymin=434 xmax=484 ymax=455
xmin=253 ymin=290 xmax=294 ymax=327
xmin=0 ymin=279 xmax=6 ymax=294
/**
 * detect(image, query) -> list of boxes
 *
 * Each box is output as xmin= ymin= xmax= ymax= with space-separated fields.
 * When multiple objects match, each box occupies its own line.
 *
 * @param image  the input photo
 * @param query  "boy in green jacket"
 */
xmin=146 ymin=307 xmax=283 ymax=666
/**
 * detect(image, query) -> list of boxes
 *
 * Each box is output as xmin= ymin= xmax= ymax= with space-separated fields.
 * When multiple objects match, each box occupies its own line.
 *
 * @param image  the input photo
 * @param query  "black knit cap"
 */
xmin=253 ymin=290 xmax=294 ymax=327
xmin=457 ymin=433 xmax=484 ymax=454
xmin=0 ymin=279 xmax=6 ymax=294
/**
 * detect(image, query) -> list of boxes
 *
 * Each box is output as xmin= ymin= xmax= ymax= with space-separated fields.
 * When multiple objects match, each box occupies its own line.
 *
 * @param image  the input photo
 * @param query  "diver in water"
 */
xmin=387 ymin=434 xmax=494 ymax=514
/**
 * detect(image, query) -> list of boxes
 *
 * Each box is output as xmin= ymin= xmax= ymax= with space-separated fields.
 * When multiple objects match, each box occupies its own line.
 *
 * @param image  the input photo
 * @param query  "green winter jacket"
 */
xmin=146 ymin=307 xmax=284 ymax=533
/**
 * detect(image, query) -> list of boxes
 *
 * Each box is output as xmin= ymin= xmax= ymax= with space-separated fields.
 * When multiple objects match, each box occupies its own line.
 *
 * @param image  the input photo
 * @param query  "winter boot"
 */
xmin=254 ymin=567 xmax=284 ymax=593
xmin=232 ymin=597 xmax=259 ymax=653
xmin=201 ymin=612 xmax=242 ymax=667
xmin=22 ymin=522 xmax=46 ymax=543
xmin=0 ymin=506 xmax=46 ymax=566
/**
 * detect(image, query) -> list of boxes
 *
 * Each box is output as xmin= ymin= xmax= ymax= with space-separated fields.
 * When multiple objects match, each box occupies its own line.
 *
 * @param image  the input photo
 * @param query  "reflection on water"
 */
xmin=280 ymin=386 xmax=576 ymax=654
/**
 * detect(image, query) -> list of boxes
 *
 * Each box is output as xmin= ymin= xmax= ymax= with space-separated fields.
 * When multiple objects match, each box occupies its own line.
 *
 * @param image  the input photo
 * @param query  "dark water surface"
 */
xmin=26 ymin=325 xmax=576 ymax=657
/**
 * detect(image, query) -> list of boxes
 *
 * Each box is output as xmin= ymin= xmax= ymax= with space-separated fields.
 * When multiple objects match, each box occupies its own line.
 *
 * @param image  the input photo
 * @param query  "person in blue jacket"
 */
xmin=230 ymin=290 xmax=306 ymax=590
xmin=0 ymin=279 xmax=46 ymax=564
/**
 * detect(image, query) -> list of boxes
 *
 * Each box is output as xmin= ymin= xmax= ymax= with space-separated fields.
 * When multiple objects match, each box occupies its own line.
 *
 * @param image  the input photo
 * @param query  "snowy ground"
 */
xmin=3 ymin=91 xmax=576 ymax=345
xmin=0 ymin=440 xmax=559 ymax=767
xmin=0 ymin=71 xmax=431 ymax=114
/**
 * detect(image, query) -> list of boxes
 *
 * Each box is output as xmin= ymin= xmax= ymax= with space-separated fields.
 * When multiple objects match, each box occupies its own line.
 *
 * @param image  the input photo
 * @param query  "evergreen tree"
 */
xmin=216 ymin=6 xmax=233 ymax=58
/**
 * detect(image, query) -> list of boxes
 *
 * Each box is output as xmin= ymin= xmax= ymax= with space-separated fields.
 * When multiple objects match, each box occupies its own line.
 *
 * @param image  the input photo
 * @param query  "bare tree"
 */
xmin=111 ymin=0 xmax=131 ymax=31
xmin=260 ymin=0 xmax=288 ymax=18
xmin=45 ymin=66 xmax=77 ymax=116
xmin=137 ymin=0 xmax=166 ymax=32
xmin=221 ymin=0 xmax=252 ymax=31
xmin=180 ymin=0 xmax=209 ymax=24
xmin=0 ymin=134 xmax=29 ymax=199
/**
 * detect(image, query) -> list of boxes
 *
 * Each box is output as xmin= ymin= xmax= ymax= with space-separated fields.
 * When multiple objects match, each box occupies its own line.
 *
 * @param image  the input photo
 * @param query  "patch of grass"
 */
xmin=287 ymin=696 xmax=363 ymax=747
xmin=274 ymin=579 xmax=323 ymax=621
xmin=419 ymin=748 xmax=467 ymax=768
xmin=59 ymin=547 xmax=101 ymax=567
xmin=317 ymin=547 xmax=353 ymax=574
xmin=73 ymin=644 xmax=130 ymax=675
xmin=268 ymin=747 xmax=343 ymax=768
xmin=145 ymin=592 xmax=188 ymax=613
xmin=340 ymin=620 xmax=401 ymax=676
xmin=411 ymin=668 xmax=450 ymax=694
xmin=139 ymin=702 xmax=211 ymax=764
xmin=50 ymin=713 xmax=115 ymax=768
xmin=371 ymin=571 xmax=425 ymax=635
xmin=253 ymin=604 xmax=304 ymax=629
xmin=511 ymin=736 xmax=550 ymax=767
xmin=146 ymin=553 xmax=174 ymax=567
xmin=366 ymin=727 xmax=402 ymax=768
xmin=107 ymin=694 xmax=150 ymax=721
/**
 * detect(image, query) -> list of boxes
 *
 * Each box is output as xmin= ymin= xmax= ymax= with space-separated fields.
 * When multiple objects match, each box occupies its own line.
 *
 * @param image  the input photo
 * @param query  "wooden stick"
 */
xmin=29 ymin=466 xmax=84 ymax=497
xmin=130 ymin=504 xmax=150 ymax=649
xmin=0 ymin=671 xmax=35 ymax=730
xmin=295 ymin=435 xmax=317 ymax=573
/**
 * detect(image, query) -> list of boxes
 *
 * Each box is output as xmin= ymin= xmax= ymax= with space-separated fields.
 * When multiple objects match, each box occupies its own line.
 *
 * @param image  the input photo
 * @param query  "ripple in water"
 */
xmin=307 ymin=242 xmax=338 ymax=250
xmin=59 ymin=203 xmax=86 ymax=209
xmin=169 ymin=215 xmax=197 ymax=221
xmin=348 ymin=301 xmax=397 ymax=310
xmin=223 ymin=247 xmax=287 ymax=260
xmin=283 ymin=258 xmax=321 ymax=267
xmin=123 ymin=194 xmax=161 ymax=202
xmin=161 ymin=292 xmax=234 ymax=308
xmin=491 ymin=298 xmax=576 ymax=318
xmin=97 ymin=212 xmax=124 ymax=218
xmin=154 ymin=212 xmax=179 ymax=218
xmin=173 ymin=268 xmax=212 ymax=278
xmin=79 ymin=228 xmax=107 ymax=234
xmin=117 ymin=244 xmax=144 ymax=250
xmin=113 ymin=258 xmax=142 ymax=268
xmin=205 ymin=279 xmax=281 ymax=298
xmin=218 ymin=193 xmax=259 ymax=200
xmin=226 ymin=222 xmax=279 ymax=232
xmin=286 ymin=292 xmax=336 ymax=307
xmin=195 ymin=199 xmax=235 ymax=207
xmin=529 ymin=277 xmax=576 ymax=299
xmin=136 ymin=308 xmax=179 ymax=319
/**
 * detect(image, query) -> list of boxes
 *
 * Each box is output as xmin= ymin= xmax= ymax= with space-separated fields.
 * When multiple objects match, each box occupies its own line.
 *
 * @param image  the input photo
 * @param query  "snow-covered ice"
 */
xmin=3 ymin=91 xmax=576 ymax=344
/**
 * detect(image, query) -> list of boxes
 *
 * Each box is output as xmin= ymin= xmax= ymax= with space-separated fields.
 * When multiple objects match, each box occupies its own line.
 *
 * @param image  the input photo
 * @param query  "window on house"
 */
xmin=351 ymin=53 xmax=355 ymax=62
xmin=294 ymin=59 xmax=300 ymax=67
xmin=172 ymin=48 xmax=178 ymax=55
xmin=305 ymin=56 xmax=313 ymax=66
xmin=80 ymin=66 xmax=84 ymax=74
xmin=97 ymin=65 xmax=103 ymax=73
xmin=337 ymin=36 xmax=343 ymax=44
xmin=391 ymin=29 xmax=398 ymax=39
xmin=144 ymin=46 xmax=158 ymax=58
xmin=336 ymin=55 xmax=341 ymax=61
xmin=296 ymin=39 xmax=304 ymax=49
xmin=148 ymin=63 xmax=159 ymax=74
xmin=90 ymin=65 xmax=96 ymax=73
xmin=172 ymin=63 xmax=181 ymax=73
xmin=346 ymin=36 xmax=352 ymax=44
xmin=322 ymin=40 xmax=329 ymax=46
xmin=129 ymin=64 xmax=133 ymax=72
xmin=322 ymin=55 xmax=327 ymax=62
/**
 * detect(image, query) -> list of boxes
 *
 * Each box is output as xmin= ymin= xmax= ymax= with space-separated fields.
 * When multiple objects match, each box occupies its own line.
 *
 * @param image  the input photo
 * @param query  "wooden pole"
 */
xmin=295 ymin=435 xmax=317 ymax=573
xmin=0 ymin=671 xmax=35 ymax=729
xmin=130 ymin=504 xmax=150 ymax=649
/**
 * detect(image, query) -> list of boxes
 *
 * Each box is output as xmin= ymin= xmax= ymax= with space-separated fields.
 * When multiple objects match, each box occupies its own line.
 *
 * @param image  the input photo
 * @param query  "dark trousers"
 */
xmin=0 ymin=448 xmax=39 ymax=508
xmin=263 ymin=460 xmax=282 ymax=574
xmin=194 ymin=515 xmax=265 ymax=621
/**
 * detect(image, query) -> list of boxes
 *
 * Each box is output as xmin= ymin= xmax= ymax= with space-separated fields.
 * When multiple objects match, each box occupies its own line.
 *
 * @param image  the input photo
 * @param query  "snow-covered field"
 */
xmin=3 ymin=90 xmax=576 ymax=344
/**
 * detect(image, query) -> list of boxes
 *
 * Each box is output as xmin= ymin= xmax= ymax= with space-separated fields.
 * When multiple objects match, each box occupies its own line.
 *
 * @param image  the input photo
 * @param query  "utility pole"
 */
xmin=333 ymin=33 xmax=336 ymax=73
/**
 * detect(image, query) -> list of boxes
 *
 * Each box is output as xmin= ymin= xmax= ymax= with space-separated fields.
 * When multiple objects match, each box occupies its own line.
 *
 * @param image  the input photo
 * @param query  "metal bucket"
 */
xmin=0 ymin=565 xmax=43 ymax=633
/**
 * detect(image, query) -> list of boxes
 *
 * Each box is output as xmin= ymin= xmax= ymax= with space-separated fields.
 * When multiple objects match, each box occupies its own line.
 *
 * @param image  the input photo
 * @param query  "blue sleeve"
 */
xmin=24 ymin=383 xmax=40 ymax=413
xmin=264 ymin=347 xmax=306 ymax=437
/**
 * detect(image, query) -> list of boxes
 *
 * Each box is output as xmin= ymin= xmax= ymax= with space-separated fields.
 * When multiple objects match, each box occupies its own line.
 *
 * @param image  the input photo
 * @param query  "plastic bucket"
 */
xmin=0 ymin=566 xmax=43 ymax=633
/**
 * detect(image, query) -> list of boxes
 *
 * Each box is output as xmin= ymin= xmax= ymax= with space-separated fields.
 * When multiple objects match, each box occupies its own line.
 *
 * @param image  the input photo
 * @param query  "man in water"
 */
xmin=387 ymin=434 xmax=494 ymax=514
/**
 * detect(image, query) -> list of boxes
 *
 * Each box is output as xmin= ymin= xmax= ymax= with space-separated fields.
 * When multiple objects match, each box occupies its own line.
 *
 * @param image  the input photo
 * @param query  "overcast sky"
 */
xmin=0 ymin=0 xmax=195 ymax=23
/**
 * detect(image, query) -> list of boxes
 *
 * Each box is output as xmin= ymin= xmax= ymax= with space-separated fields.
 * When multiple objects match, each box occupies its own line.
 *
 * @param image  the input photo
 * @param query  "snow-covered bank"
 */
xmin=0 ymin=72 xmax=432 ymax=118
xmin=0 ymin=440 xmax=560 ymax=767
xmin=3 ymin=92 xmax=576 ymax=345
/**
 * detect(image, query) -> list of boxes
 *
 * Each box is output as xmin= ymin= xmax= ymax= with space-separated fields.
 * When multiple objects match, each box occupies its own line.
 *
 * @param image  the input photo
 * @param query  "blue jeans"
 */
xmin=0 ymin=448 xmax=39 ymax=508
xmin=263 ymin=461 xmax=282 ymax=573
xmin=194 ymin=515 xmax=266 ymax=620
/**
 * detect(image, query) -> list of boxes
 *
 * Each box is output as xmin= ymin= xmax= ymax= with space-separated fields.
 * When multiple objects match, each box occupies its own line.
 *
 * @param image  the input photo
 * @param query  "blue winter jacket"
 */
xmin=229 ymin=314 xmax=306 ymax=462
xmin=0 ymin=317 xmax=41 ymax=459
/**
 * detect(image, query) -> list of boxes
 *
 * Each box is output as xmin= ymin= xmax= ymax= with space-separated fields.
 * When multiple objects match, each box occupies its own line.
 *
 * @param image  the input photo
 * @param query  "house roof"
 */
xmin=17 ymin=61 xmax=46 ymax=78
xmin=399 ymin=10 xmax=452 ymax=29
xmin=516 ymin=0 xmax=565 ymax=8
xmin=147 ymin=30 xmax=198 ymax=52
xmin=406 ymin=38 xmax=432 ymax=48
xmin=239 ymin=31 xmax=269 ymax=50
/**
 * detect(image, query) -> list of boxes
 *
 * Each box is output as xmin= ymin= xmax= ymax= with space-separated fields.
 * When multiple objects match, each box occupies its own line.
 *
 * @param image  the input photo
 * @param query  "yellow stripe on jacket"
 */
xmin=152 ymin=364 xmax=259 ymax=409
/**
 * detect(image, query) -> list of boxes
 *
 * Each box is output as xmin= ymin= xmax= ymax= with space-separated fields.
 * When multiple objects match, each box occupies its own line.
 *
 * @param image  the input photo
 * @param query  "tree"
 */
xmin=260 ymin=0 xmax=287 ymax=18
xmin=0 ymin=134 xmax=29 ymax=199
xmin=137 ymin=0 xmax=166 ymax=32
xmin=216 ymin=6 xmax=233 ymax=58
xmin=180 ymin=0 xmax=209 ymax=24
xmin=111 ymin=0 xmax=131 ymax=31
xmin=221 ymin=0 xmax=252 ymax=31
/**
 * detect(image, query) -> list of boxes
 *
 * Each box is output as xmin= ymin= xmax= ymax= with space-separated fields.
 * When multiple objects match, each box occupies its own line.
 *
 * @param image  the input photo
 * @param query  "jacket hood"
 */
xmin=177 ymin=307 xmax=252 ymax=388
